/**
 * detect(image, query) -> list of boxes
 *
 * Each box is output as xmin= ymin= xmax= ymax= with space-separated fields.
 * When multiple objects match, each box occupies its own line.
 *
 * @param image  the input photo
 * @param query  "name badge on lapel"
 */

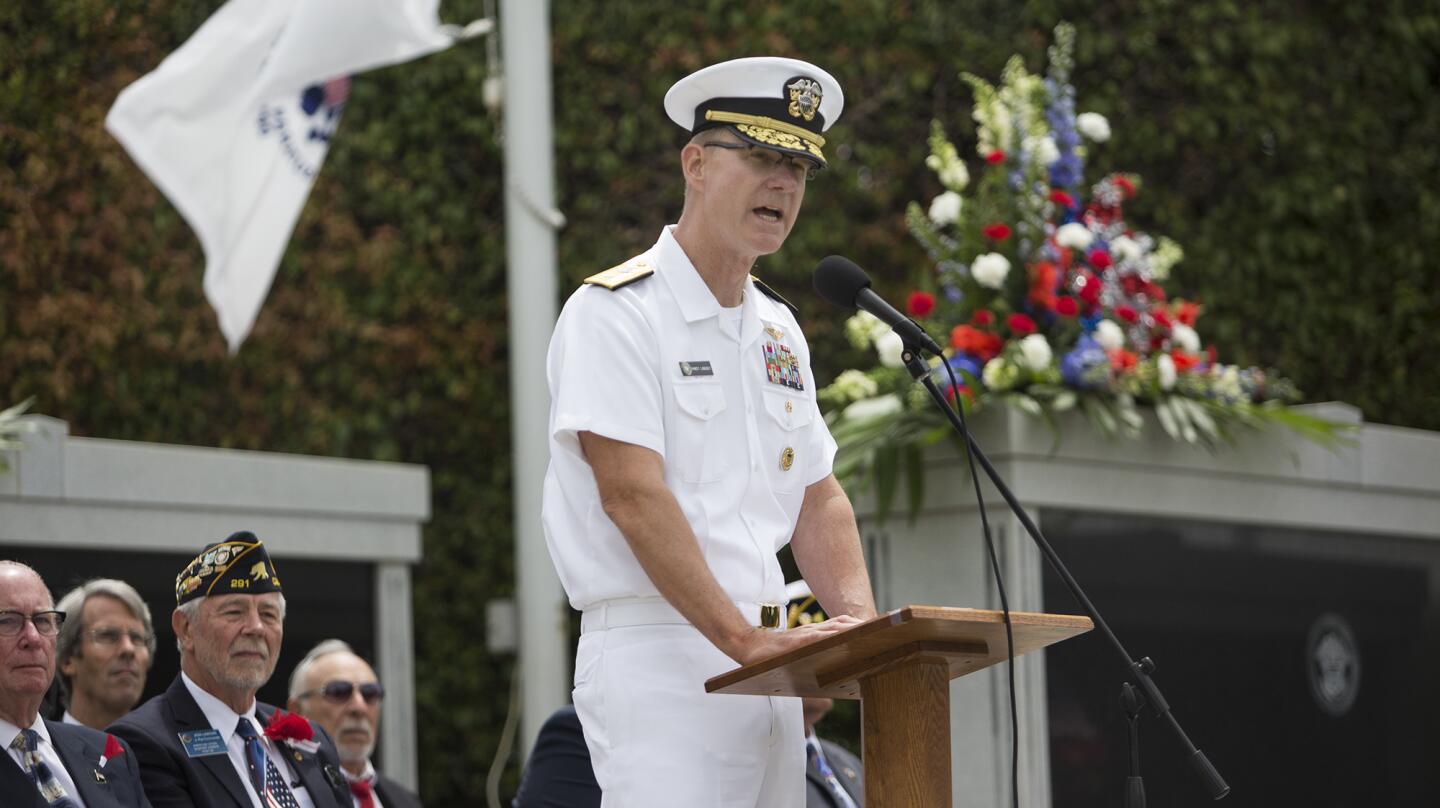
xmin=679 ymin=360 xmax=714 ymax=377
xmin=178 ymin=729 xmax=228 ymax=758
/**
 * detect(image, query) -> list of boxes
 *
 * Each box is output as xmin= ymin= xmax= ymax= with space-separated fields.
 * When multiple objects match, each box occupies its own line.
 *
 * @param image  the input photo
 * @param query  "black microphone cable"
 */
xmin=941 ymin=350 xmax=1020 ymax=808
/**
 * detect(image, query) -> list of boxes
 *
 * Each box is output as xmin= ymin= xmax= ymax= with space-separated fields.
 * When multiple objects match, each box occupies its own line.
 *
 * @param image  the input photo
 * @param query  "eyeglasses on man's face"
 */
xmin=87 ymin=626 xmax=153 ymax=649
xmin=300 ymin=680 xmax=385 ymax=705
xmin=0 ymin=610 xmax=65 ymax=637
xmin=703 ymin=141 xmax=818 ymax=182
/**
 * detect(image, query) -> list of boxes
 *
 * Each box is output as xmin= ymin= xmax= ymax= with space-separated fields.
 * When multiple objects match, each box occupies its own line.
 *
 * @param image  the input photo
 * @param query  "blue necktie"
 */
xmin=807 ymin=737 xmax=858 ymax=808
xmin=9 ymin=729 xmax=79 ymax=807
xmin=235 ymin=717 xmax=302 ymax=808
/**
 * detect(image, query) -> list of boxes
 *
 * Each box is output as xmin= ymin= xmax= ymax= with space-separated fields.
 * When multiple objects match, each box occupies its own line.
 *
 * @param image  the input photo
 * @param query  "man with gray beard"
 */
xmin=109 ymin=532 xmax=352 ymax=808
xmin=287 ymin=640 xmax=421 ymax=808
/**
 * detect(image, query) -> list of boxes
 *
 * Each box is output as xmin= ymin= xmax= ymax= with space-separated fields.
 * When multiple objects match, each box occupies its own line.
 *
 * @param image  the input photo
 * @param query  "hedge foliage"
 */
xmin=3 ymin=0 xmax=1438 ymax=801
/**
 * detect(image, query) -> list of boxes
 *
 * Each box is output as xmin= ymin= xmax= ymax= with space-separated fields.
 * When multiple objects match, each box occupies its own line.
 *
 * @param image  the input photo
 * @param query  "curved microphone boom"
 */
xmin=812 ymin=255 xmax=944 ymax=355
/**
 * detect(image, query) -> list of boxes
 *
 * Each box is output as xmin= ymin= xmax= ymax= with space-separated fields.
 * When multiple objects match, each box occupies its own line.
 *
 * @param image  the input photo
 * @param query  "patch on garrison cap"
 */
xmin=785 ymin=580 xmax=827 ymax=629
xmin=175 ymin=531 xmax=282 ymax=605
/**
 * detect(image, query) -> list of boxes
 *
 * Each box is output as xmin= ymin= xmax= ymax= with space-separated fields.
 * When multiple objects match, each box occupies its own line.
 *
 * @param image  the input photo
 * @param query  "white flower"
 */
xmin=928 ymin=191 xmax=963 ymax=226
xmin=875 ymin=330 xmax=906 ymax=368
xmin=1157 ymin=353 xmax=1177 ymax=390
xmin=939 ymin=163 xmax=969 ymax=190
xmin=1150 ymin=237 xmax=1185 ymax=281
xmin=843 ymin=393 xmax=904 ymax=422
xmin=1024 ymin=135 xmax=1060 ymax=166
xmin=1055 ymin=222 xmax=1094 ymax=251
xmin=1076 ymin=112 xmax=1111 ymax=143
xmin=1110 ymin=235 xmax=1143 ymax=263
xmin=982 ymin=357 xmax=1019 ymax=391
xmin=971 ymin=252 xmax=1011 ymax=289
xmin=1094 ymin=319 xmax=1124 ymax=351
xmin=831 ymin=369 xmax=879 ymax=402
xmin=844 ymin=311 xmax=889 ymax=349
xmin=1171 ymin=323 xmax=1200 ymax=354
xmin=1018 ymin=334 xmax=1053 ymax=372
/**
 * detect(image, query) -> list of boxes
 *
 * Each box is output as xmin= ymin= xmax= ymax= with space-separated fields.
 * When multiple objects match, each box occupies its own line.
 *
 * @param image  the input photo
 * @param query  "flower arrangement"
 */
xmin=821 ymin=24 xmax=1345 ymax=516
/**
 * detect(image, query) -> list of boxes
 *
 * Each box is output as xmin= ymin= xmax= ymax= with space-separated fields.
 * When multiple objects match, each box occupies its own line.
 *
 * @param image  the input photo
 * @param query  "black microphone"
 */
xmin=813 ymin=255 xmax=944 ymax=355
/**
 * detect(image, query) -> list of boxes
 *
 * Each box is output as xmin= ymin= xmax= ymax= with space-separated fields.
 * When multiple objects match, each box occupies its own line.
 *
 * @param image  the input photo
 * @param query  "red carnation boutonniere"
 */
xmin=265 ymin=709 xmax=320 ymax=754
xmin=99 ymin=734 xmax=125 ymax=768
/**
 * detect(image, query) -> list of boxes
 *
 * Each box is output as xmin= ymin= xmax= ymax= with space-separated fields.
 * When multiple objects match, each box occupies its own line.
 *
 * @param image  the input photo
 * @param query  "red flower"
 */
xmin=970 ymin=309 xmax=995 ymax=327
xmin=1171 ymin=351 xmax=1199 ymax=372
xmin=1108 ymin=348 xmax=1138 ymax=371
xmin=1027 ymin=261 xmax=1059 ymax=311
xmin=1055 ymin=296 xmax=1079 ymax=317
xmin=1143 ymin=281 xmax=1167 ymax=303
xmin=982 ymin=222 xmax=1012 ymax=241
xmin=1087 ymin=249 xmax=1113 ymax=270
xmin=1077 ymin=274 xmax=1102 ymax=306
xmin=950 ymin=325 xmax=1003 ymax=360
xmin=1120 ymin=275 xmax=1143 ymax=296
xmin=906 ymin=291 xmax=935 ymax=318
xmin=100 ymin=734 xmax=125 ymax=767
xmin=1151 ymin=310 xmax=1173 ymax=329
xmin=1048 ymin=189 xmax=1075 ymax=207
xmin=985 ymin=150 xmax=1006 ymax=165
xmin=1007 ymin=313 xmax=1037 ymax=336
xmin=1175 ymin=300 xmax=1201 ymax=326
xmin=1115 ymin=175 xmax=1136 ymax=197
xmin=264 ymin=710 xmax=314 ymax=743
xmin=1115 ymin=305 xmax=1139 ymax=324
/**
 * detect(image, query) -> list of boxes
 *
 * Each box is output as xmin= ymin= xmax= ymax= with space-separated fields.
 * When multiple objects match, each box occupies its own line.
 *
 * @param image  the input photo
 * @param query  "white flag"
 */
xmin=107 ymin=0 xmax=487 ymax=351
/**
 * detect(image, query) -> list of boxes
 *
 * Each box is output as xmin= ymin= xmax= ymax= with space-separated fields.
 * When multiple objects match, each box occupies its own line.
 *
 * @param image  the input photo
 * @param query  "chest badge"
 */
xmin=779 ymin=447 xmax=795 ymax=471
xmin=679 ymin=360 xmax=714 ymax=377
xmin=762 ymin=339 xmax=804 ymax=391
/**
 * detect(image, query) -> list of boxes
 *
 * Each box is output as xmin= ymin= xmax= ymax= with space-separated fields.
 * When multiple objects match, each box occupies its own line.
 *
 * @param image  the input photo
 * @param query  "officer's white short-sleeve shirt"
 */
xmin=542 ymin=226 xmax=838 ymax=610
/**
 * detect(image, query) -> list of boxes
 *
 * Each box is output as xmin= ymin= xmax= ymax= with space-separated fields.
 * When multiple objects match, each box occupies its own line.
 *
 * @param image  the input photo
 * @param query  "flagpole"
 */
xmin=500 ymin=0 xmax=569 ymax=764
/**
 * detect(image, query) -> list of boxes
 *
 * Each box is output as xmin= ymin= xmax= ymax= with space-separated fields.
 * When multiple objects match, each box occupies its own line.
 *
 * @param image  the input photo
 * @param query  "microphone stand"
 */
xmin=1123 ymin=682 xmax=1147 ymax=808
xmin=898 ymin=346 xmax=1230 ymax=801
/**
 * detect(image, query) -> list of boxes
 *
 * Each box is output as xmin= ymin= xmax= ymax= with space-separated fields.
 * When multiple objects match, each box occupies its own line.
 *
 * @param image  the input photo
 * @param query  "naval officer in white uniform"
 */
xmin=541 ymin=57 xmax=877 ymax=807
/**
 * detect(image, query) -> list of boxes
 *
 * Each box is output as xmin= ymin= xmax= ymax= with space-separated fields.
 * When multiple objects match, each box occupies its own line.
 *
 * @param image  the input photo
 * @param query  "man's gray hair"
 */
xmin=287 ymin=638 xmax=357 ymax=701
xmin=174 ymin=592 xmax=287 ymax=653
xmin=55 ymin=579 xmax=157 ymax=698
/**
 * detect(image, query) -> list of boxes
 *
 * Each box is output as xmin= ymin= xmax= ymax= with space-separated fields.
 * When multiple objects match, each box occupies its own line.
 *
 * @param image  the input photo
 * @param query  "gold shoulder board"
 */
xmin=750 ymin=275 xmax=799 ymax=318
xmin=584 ymin=259 xmax=654 ymax=290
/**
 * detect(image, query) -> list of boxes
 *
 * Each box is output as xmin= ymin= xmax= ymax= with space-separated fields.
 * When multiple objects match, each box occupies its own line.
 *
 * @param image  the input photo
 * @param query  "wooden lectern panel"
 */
xmin=706 ymin=605 xmax=1092 ymax=699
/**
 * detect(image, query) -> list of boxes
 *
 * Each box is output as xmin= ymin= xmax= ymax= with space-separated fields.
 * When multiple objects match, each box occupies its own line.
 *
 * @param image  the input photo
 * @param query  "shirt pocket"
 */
xmin=760 ymin=388 xmax=815 ymax=493
xmin=671 ymin=382 xmax=728 ymax=483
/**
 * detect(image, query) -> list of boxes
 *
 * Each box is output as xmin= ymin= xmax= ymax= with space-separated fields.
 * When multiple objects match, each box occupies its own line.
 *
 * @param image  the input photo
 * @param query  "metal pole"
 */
xmin=500 ymin=0 xmax=569 ymax=763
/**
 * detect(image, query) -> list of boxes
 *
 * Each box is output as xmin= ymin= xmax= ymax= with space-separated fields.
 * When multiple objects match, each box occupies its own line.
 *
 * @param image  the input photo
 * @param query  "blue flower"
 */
xmin=1060 ymin=334 xmax=1107 ymax=389
xmin=933 ymin=352 xmax=983 ymax=392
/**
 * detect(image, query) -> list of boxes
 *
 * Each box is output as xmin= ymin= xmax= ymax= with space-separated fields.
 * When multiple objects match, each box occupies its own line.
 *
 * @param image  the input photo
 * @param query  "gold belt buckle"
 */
xmin=758 ymin=602 xmax=781 ymax=630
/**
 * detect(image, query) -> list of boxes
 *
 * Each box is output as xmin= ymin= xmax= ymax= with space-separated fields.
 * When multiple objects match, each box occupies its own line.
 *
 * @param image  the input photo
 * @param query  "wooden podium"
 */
xmin=706 ymin=605 xmax=1093 ymax=807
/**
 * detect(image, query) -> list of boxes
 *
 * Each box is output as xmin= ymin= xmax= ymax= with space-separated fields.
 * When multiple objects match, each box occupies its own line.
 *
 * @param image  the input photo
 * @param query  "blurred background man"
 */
xmin=289 ymin=639 xmax=421 ymax=808
xmin=54 ymin=578 xmax=156 ymax=730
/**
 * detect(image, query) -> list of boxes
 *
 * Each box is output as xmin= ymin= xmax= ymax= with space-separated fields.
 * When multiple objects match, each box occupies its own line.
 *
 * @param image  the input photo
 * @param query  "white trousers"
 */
xmin=572 ymin=621 xmax=805 ymax=807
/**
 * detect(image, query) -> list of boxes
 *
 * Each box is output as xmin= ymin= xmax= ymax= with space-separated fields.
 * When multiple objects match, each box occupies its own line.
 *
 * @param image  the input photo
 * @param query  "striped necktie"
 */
xmin=9 ymin=728 xmax=79 ymax=807
xmin=235 ymin=717 xmax=303 ymax=808
xmin=806 ymin=736 xmax=858 ymax=808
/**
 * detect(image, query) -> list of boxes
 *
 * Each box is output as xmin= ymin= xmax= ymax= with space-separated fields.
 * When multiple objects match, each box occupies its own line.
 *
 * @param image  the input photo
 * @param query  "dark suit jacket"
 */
xmin=374 ymin=772 xmax=423 ymax=808
xmin=806 ymin=737 xmax=864 ymax=807
xmin=510 ymin=705 xmax=599 ymax=808
xmin=0 ymin=720 xmax=152 ymax=808
xmin=109 ymin=675 xmax=352 ymax=808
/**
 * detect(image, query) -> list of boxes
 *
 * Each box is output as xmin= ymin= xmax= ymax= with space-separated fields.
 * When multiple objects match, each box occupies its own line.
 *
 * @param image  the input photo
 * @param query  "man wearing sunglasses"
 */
xmin=1 ymin=560 xmax=152 ymax=807
xmin=543 ymin=57 xmax=876 ymax=807
xmin=109 ymin=533 xmax=353 ymax=808
xmin=54 ymin=578 xmax=156 ymax=731
xmin=287 ymin=640 xmax=420 ymax=808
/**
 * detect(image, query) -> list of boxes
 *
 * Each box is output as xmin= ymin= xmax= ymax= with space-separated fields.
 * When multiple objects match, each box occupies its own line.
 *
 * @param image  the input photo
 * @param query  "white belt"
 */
xmin=580 ymin=597 xmax=781 ymax=634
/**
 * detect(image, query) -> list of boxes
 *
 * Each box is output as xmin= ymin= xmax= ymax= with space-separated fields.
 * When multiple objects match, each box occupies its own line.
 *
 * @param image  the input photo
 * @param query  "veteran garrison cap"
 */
xmin=664 ymin=56 xmax=844 ymax=168
xmin=175 ymin=531 xmax=283 ymax=605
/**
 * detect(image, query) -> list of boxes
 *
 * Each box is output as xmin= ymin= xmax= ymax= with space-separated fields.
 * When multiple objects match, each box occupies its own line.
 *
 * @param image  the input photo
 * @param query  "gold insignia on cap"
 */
xmin=250 ymin=561 xmax=270 ymax=581
xmin=786 ymin=77 xmax=822 ymax=121
xmin=779 ymin=447 xmax=795 ymax=471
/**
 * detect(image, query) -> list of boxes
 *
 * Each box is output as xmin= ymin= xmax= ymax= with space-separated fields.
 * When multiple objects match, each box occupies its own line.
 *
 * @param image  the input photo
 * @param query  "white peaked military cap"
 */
xmin=664 ymin=56 xmax=844 ymax=167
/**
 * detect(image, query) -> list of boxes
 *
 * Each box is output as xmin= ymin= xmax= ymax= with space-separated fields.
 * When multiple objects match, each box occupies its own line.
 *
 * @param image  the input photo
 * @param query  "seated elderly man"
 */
xmin=109 ymin=532 xmax=353 ymax=808
xmin=55 ymin=578 xmax=156 ymax=731
xmin=287 ymin=639 xmax=421 ymax=808
xmin=0 ymin=560 xmax=151 ymax=807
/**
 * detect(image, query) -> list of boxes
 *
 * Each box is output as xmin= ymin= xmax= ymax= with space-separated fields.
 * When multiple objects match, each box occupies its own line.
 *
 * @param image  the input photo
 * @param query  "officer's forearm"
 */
xmin=791 ymin=474 xmax=877 ymax=621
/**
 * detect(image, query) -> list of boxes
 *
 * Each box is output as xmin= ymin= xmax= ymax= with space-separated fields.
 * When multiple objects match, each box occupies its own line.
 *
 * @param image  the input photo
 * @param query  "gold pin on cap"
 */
xmin=759 ymin=603 xmax=782 ymax=629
